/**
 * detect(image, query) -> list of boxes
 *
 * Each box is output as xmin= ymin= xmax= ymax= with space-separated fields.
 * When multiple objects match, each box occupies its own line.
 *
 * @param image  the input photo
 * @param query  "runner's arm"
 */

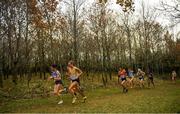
xmin=48 ymin=76 xmax=53 ymax=81
xmin=76 ymin=67 xmax=83 ymax=77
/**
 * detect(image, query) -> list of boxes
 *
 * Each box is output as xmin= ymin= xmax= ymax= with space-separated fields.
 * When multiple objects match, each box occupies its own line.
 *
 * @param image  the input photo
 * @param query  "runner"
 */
xmin=147 ymin=69 xmax=155 ymax=88
xmin=171 ymin=70 xmax=177 ymax=83
xmin=48 ymin=64 xmax=64 ymax=104
xmin=66 ymin=60 xmax=87 ymax=104
xmin=128 ymin=68 xmax=134 ymax=88
xmin=118 ymin=67 xmax=128 ymax=93
xmin=136 ymin=68 xmax=145 ymax=88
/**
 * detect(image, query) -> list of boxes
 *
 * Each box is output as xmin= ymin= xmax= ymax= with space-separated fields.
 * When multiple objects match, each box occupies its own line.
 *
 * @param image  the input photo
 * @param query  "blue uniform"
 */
xmin=51 ymin=71 xmax=63 ymax=85
xmin=128 ymin=71 xmax=134 ymax=77
xmin=51 ymin=71 xmax=59 ymax=78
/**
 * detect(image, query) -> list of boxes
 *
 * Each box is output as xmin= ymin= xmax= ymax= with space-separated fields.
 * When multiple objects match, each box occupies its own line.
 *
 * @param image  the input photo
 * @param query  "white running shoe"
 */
xmin=83 ymin=96 xmax=87 ymax=100
xmin=82 ymin=96 xmax=87 ymax=103
xmin=72 ymin=97 xmax=77 ymax=104
xmin=58 ymin=100 xmax=63 ymax=104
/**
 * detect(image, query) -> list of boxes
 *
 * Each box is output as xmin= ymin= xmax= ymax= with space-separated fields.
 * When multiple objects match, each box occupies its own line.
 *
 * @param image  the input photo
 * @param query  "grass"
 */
xmin=0 ymin=75 xmax=180 ymax=113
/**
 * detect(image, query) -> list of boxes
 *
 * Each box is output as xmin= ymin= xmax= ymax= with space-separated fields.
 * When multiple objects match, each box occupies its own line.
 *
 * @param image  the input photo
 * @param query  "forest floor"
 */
xmin=0 ymin=75 xmax=180 ymax=113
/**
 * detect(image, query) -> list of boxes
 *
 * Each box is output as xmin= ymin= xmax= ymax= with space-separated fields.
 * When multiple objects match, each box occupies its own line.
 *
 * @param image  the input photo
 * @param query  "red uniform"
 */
xmin=118 ymin=69 xmax=126 ymax=78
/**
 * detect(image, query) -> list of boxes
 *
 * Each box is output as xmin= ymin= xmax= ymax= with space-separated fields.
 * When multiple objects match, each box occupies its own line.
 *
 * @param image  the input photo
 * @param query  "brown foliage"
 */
xmin=28 ymin=0 xmax=58 ymax=29
xmin=45 ymin=0 xmax=58 ymax=12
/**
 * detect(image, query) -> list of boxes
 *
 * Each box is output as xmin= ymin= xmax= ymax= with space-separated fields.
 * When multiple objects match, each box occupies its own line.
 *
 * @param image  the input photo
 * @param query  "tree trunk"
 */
xmin=73 ymin=0 xmax=78 ymax=64
xmin=0 ymin=73 xmax=3 ymax=88
xmin=0 ymin=58 xmax=3 ymax=88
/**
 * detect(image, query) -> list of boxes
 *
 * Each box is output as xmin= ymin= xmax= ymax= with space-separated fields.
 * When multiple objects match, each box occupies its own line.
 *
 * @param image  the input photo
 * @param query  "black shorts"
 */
xmin=149 ymin=77 xmax=153 ymax=80
xmin=55 ymin=80 xmax=63 ymax=85
xmin=120 ymin=77 xmax=126 ymax=81
xmin=139 ymin=77 xmax=144 ymax=80
xmin=72 ymin=78 xmax=80 ymax=85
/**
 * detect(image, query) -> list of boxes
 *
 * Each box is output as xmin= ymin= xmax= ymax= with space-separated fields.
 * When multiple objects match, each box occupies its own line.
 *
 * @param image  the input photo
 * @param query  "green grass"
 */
xmin=0 ymin=77 xmax=180 ymax=113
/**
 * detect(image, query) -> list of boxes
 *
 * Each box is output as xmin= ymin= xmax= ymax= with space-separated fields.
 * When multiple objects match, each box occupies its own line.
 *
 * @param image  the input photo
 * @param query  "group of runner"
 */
xmin=48 ymin=60 xmax=177 ymax=104
xmin=118 ymin=67 xmax=177 ymax=93
xmin=48 ymin=60 xmax=87 ymax=105
xmin=118 ymin=67 xmax=155 ymax=93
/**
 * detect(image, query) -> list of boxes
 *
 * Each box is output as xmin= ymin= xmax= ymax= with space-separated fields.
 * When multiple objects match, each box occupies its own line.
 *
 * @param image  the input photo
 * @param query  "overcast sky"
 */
xmin=105 ymin=0 xmax=179 ymax=35
xmin=60 ymin=0 xmax=180 ymax=36
xmin=135 ymin=0 xmax=179 ymax=36
xmin=116 ymin=0 xmax=179 ymax=35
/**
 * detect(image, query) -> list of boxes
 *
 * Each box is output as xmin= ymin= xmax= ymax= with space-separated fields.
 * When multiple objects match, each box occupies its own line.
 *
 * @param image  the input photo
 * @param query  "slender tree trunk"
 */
xmin=73 ymin=0 xmax=78 ymax=64
xmin=0 ymin=50 xmax=3 ymax=88
xmin=0 ymin=65 xmax=3 ymax=88
xmin=127 ymin=29 xmax=132 ymax=66
xmin=25 ymin=0 xmax=30 ymax=81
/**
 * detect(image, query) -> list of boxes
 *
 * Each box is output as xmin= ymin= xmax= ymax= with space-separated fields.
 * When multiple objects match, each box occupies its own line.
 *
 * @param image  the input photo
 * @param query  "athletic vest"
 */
xmin=119 ymin=69 xmax=126 ymax=78
xmin=68 ymin=67 xmax=78 ymax=80
xmin=51 ymin=70 xmax=60 ymax=78
xmin=128 ymin=71 xmax=134 ymax=77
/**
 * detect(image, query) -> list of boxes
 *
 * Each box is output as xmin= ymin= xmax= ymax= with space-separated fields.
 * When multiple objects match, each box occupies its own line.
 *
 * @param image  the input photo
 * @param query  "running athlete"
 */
xmin=171 ymin=70 xmax=177 ymax=83
xmin=66 ymin=61 xmax=87 ymax=104
xmin=48 ymin=64 xmax=64 ymax=104
xmin=147 ymin=69 xmax=155 ymax=88
xmin=136 ymin=68 xmax=145 ymax=88
xmin=118 ymin=67 xmax=128 ymax=93
xmin=128 ymin=68 xmax=134 ymax=88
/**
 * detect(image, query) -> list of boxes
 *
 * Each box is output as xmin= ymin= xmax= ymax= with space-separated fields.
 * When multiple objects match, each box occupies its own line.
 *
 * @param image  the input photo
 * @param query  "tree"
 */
xmin=62 ymin=0 xmax=87 ymax=65
xmin=160 ymin=0 xmax=180 ymax=25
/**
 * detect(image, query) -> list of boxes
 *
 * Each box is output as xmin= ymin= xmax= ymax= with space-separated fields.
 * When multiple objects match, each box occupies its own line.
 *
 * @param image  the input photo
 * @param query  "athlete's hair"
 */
xmin=51 ymin=64 xmax=57 ymax=68
xmin=68 ymin=60 xmax=75 ymax=66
